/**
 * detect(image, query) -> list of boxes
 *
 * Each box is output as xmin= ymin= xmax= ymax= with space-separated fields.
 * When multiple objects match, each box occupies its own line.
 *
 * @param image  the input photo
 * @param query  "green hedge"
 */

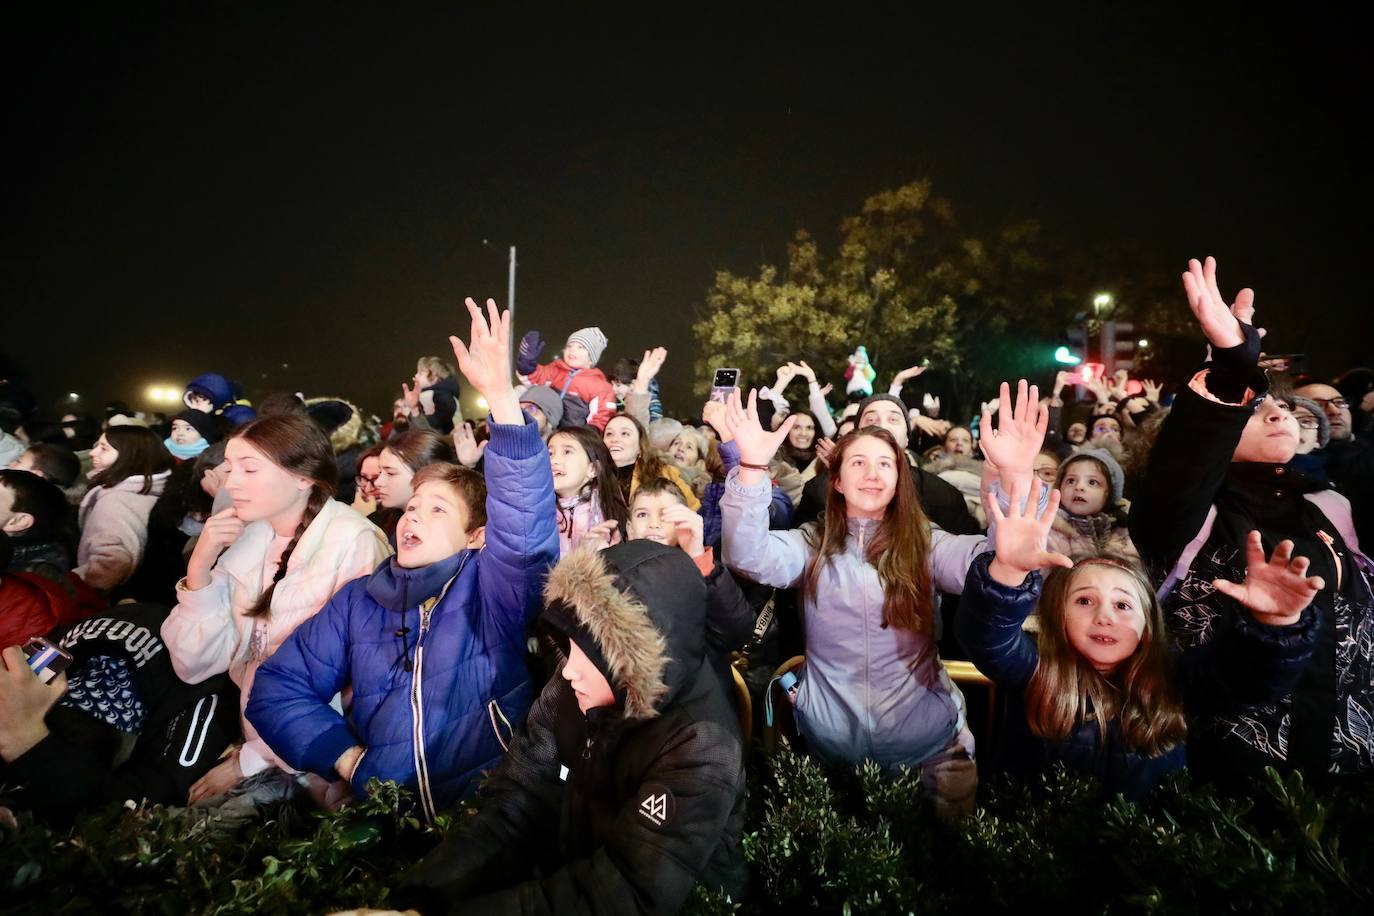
xmin=4 ymin=749 xmax=1372 ymax=915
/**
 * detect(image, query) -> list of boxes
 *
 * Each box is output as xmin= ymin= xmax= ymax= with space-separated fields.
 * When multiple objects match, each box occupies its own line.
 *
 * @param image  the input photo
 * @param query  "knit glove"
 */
xmin=516 ymin=329 xmax=545 ymax=376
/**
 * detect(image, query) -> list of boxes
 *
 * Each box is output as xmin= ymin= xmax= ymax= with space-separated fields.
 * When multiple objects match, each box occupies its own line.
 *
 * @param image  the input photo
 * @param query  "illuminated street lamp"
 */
xmin=1092 ymin=292 xmax=1114 ymax=313
xmin=1138 ymin=339 xmax=1150 ymax=349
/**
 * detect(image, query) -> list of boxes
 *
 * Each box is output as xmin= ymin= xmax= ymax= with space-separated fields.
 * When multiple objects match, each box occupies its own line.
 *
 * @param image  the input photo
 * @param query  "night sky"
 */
xmin=4 ymin=5 xmax=1369 ymax=421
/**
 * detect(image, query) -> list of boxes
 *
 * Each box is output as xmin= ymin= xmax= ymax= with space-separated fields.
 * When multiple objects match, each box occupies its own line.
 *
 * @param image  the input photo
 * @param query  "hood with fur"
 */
xmin=542 ymin=541 xmax=707 ymax=720
xmin=304 ymin=396 xmax=365 ymax=453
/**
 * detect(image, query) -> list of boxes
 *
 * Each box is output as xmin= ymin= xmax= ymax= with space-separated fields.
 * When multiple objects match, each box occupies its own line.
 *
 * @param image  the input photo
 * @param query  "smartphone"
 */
xmin=23 ymin=637 xmax=74 ymax=685
xmin=710 ymin=368 xmax=740 ymax=403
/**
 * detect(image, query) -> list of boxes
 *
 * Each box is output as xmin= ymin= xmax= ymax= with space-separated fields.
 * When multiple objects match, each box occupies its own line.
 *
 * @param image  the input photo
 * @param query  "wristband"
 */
xmin=738 ymin=461 xmax=770 ymax=471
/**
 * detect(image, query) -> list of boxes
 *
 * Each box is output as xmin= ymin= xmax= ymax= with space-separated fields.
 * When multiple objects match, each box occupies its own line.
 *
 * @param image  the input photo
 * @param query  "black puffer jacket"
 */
xmin=1131 ymin=345 xmax=1374 ymax=789
xmin=397 ymin=540 xmax=747 ymax=915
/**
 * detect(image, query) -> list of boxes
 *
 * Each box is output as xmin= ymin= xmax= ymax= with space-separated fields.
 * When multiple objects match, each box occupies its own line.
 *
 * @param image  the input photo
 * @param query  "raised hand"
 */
xmin=984 ymin=482 xmax=1073 ymax=587
xmin=400 ymin=381 xmax=421 ymax=415
xmin=1181 ymin=256 xmax=1253 ymax=351
xmin=453 ymin=422 xmax=488 ymax=468
xmin=661 ymin=503 xmax=705 ymax=558
xmin=633 ymin=347 xmax=668 ymax=393
xmin=515 ymin=329 xmax=545 ymax=376
xmin=791 ymin=360 xmax=818 ymax=384
xmin=893 ymin=364 xmax=927 ymax=384
xmin=1213 ymin=532 xmax=1325 ymax=626
xmin=450 ymin=297 xmax=521 ymax=425
xmin=723 ymin=388 xmax=796 ymax=468
xmin=912 ymin=415 xmax=951 ymax=439
xmin=814 ymin=436 xmax=836 ymax=468
xmin=772 ymin=364 xmax=798 ymax=392
xmin=817 ymin=382 xmax=834 ymax=398
xmin=701 ymin=400 xmax=731 ymax=443
xmin=1142 ymin=379 xmax=1163 ymax=404
xmin=979 ymin=380 xmax=1049 ymax=478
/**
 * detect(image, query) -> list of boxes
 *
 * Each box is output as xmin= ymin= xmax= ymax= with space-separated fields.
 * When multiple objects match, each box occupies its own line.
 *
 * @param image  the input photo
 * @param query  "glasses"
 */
xmin=356 ymin=474 xmax=380 ymax=485
xmin=1308 ymin=397 xmax=1350 ymax=411
xmin=1296 ymin=417 xmax=1321 ymax=430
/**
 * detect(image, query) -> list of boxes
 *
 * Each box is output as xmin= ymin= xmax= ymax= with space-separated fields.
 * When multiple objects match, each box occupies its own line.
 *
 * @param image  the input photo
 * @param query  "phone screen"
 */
xmin=24 ymin=638 xmax=74 ymax=685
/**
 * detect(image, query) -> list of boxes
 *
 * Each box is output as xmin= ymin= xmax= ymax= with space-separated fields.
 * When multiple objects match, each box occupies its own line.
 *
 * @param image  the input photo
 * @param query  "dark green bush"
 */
xmin=2 ymin=754 xmax=1370 ymax=915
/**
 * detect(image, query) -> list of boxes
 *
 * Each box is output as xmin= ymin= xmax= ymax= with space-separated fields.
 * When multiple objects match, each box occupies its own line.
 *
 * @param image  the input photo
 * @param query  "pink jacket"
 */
xmin=75 ymin=471 xmax=171 ymax=592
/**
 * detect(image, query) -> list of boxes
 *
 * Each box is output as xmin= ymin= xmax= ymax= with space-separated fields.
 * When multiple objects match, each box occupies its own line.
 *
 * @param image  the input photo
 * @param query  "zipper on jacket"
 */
xmin=1316 ymin=530 xmax=1343 ymax=591
xmin=582 ymin=736 xmax=594 ymax=760
xmin=407 ymin=568 xmax=464 ymax=824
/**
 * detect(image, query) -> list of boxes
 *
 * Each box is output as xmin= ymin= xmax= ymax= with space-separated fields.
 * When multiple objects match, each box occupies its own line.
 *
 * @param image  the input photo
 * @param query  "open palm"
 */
xmin=449 ymin=297 xmax=513 ymax=398
xmin=984 ymin=482 xmax=1072 ymax=584
xmin=1181 ymin=256 xmax=1253 ymax=351
xmin=979 ymin=380 xmax=1048 ymax=476
xmin=1213 ymin=532 xmax=1324 ymax=625
xmin=723 ymin=388 xmax=795 ymax=465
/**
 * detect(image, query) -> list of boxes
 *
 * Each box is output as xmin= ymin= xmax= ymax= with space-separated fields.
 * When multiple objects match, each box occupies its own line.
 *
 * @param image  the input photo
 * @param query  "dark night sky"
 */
xmin=4 ymin=5 xmax=1370 ymax=420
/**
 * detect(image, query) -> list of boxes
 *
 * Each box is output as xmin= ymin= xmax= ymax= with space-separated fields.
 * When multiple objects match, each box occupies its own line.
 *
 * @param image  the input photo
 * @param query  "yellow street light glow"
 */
xmin=1138 ymin=339 xmax=1150 ymax=348
xmin=1092 ymin=293 xmax=1113 ymax=309
xmin=475 ymin=396 xmax=490 ymax=411
xmin=146 ymin=385 xmax=180 ymax=403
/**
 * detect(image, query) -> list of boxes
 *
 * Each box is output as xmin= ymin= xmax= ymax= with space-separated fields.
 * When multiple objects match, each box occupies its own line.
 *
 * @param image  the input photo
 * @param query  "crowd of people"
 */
xmin=1 ymin=257 xmax=1373 ymax=912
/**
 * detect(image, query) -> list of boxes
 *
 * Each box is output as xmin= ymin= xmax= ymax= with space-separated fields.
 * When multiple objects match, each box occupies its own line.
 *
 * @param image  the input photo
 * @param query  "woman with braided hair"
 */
xmin=161 ymin=414 xmax=391 ymax=805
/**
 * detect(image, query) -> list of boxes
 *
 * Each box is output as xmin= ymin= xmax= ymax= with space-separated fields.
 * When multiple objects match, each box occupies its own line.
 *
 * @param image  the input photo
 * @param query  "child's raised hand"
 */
xmin=984 ymin=481 xmax=1072 ymax=587
xmin=633 ymin=347 xmax=668 ymax=392
xmin=660 ymin=503 xmax=705 ymax=558
xmin=400 ymin=381 xmax=421 ymax=414
xmin=1213 ymin=531 xmax=1324 ymax=626
xmin=814 ymin=436 xmax=836 ymax=468
xmin=723 ymin=388 xmax=795 ymax=468
xmin=449 ymin=298 xmax=513 ymax=399
xmin=453 ymin=422 xmax=487 ymax=469
xmin=979 ymin=380 xmax=1049 ymax=476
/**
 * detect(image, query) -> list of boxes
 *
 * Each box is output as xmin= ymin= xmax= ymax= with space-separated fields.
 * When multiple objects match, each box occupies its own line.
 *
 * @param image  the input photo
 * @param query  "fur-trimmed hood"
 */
xmin=542 ymin=541 xmax=707 ymax=720
xmin=304 ymin=396 xmax=365 ymax=453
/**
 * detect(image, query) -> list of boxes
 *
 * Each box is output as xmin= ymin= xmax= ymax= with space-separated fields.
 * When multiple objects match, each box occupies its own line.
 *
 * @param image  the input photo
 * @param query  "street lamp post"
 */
xmin=482 ymin=240 xmax=517 ymax=365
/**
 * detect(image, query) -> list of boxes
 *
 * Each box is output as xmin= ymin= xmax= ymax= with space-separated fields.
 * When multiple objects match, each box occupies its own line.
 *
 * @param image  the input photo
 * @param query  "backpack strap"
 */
xmin=1157 ymin=505 xmax=1218 ymax=601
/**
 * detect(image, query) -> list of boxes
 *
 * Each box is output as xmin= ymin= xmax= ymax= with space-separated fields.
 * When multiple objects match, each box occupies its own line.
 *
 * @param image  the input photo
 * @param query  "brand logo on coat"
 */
xmin=637 ymin=784 xmax=675 ymax=827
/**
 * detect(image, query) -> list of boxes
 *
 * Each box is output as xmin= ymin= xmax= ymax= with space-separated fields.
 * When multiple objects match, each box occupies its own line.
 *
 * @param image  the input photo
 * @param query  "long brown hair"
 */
xmin=231 ymin=415 xmax=337 ymax=618
xmin=91 ymin=426 xmax=173 ymax=493
xmin=550 ymin=426 xmax=630 ymax=536
xmin=804 ymin=427 xmax=932 ymax=632
xmin=1025 ymin=555 xmax=1187 ymax=756
xmin=606 ymin=414 xmax=675 ymax=493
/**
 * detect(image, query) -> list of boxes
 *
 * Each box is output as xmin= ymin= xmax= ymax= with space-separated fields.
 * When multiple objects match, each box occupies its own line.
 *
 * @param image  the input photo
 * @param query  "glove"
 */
xmin=516 ymin=329 xmax=545 ymax=376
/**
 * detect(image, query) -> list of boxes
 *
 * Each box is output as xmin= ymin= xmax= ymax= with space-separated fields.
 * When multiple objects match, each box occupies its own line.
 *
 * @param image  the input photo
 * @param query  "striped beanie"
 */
xmin=566 ymin=327 xmax=608 ymax=366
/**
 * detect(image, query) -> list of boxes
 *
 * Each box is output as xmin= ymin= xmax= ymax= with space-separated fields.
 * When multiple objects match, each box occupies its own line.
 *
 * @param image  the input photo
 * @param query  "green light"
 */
xmin=1054 ymin=346 xmax=1082 ymax=365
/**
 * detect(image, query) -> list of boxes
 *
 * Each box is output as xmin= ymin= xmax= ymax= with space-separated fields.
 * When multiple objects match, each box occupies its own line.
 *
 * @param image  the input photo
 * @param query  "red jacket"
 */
xmin=0 ymin=572 xmax=79 ymax=648
xmin=526 ymin=360 xmax=617 ymax=430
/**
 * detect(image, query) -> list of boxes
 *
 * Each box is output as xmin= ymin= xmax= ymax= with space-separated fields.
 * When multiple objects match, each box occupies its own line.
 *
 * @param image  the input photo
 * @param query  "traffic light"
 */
xmin=1100 ymin=321 xmax=1136 ymax=374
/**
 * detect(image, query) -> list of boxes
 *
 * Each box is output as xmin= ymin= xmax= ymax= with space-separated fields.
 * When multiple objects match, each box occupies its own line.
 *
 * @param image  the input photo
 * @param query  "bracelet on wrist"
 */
xmin=738 ymin=460 xmax=770 ymax=472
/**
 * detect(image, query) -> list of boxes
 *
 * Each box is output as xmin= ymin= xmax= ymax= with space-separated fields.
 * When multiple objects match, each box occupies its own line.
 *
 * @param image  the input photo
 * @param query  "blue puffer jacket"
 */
xmin=247 ymin=416 xmax=558 ymax=816
xmin=957 ymin=552 xmax=1317 ymax=800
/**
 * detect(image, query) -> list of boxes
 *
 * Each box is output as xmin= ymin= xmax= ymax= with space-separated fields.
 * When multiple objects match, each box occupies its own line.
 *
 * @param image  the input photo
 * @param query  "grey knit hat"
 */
xmin=565 ymin=327 xmax=608 ymax=366
xmin=518 ymin=384 xmax=565 ymax=429
xmin=1062 ymin=446 xmax=1125 ymax=506
xmin=857 ymin=393 xmax=907 ymax=422
xmin=1289 ymin=395 xmax=1331 ymax=449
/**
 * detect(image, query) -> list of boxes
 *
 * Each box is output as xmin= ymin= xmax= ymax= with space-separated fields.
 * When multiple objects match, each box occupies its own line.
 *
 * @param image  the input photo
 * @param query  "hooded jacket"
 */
xmin=422 ymin=375 xmax=462 ymax=434
xmin=1130 ymin=358 xmax=1374 ymax=788
xmin=396 ymin=541 xmax=747 ymax=915
xmin=526 ymin=359 xmax=617 ymax=431
xmin=246 ymin=416 xmax=558 ymax=816
xmin=183 ymin=373 xmax=237 ymax=412
xmin=0 ymin=603 xmax=238 ymax=823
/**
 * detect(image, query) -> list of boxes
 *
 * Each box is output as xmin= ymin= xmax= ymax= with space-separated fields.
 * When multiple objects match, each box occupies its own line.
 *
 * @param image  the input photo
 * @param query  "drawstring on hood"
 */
xmin=367 ymin=552 xmax=470 ymax=673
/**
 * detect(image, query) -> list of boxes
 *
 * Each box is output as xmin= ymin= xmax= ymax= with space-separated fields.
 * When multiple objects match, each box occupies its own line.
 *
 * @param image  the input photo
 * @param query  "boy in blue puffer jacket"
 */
xmin=246 ymin=298 xmax=558 ymax=818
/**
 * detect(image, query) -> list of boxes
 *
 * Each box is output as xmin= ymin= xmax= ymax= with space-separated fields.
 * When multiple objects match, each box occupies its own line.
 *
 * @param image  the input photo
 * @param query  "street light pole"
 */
xmin=507 ymin=245 xmax=517 ymax=362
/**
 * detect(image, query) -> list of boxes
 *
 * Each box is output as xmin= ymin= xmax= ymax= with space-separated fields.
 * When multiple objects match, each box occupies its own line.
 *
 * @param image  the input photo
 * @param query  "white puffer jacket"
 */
xmin=161 ymin=498 xmax=391 ymax=776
